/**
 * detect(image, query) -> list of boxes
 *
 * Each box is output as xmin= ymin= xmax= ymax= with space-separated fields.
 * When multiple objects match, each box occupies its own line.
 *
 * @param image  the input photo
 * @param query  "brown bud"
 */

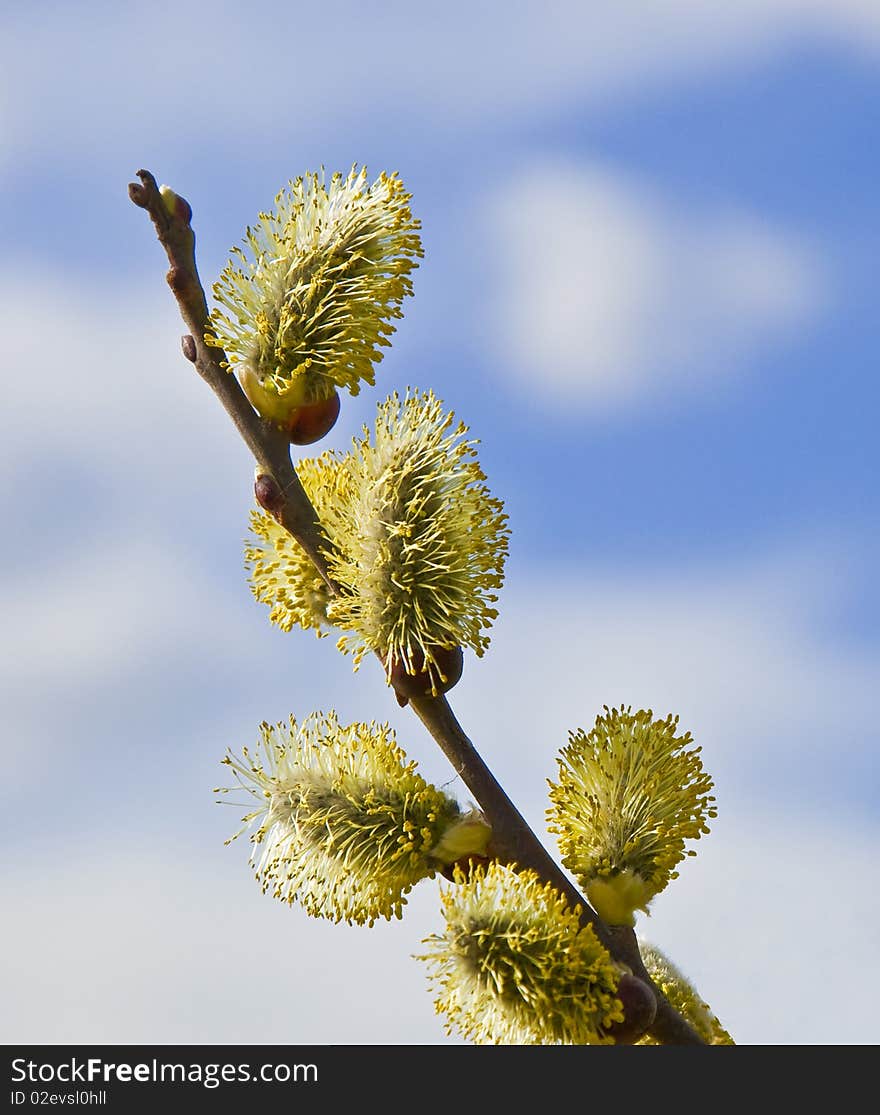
xmin=437 ymin=853 xmax=492 ymax=882
xmin=181 ymin=334 xmax=197 ymax=362
xmin=286 ymin=392 xmax=341 ymax=445
xmin=389 ymin=645 xmax=464 ymax=706
xmin=254 ymin=473 xmax=283 ymax=516
xmin=173 ymin=193 xmax=193 ymax=224
xmin=603 ymin=974 xmax=658 ymax=1044
xmin=157 ymin=183 xmax=193 ymax=225
xmin=167 ymin=266 xmax=187 ymax=294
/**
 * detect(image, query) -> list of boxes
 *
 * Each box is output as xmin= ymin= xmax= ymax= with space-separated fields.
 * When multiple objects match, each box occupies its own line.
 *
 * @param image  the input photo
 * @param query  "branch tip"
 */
xmin=129 ymin=169 xmax=159 ymax=207
xmin=128 ymin=181 xmax=149 ymax=208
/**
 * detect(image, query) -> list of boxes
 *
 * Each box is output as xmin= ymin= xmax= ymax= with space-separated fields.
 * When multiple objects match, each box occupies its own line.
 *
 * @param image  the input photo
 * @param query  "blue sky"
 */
xmin=2 ymin=2 xmax=878 ymax=1045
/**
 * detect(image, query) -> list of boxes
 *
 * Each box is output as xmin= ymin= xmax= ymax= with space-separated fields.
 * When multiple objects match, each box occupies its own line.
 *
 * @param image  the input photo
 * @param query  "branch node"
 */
xmin=167 ymin=266 xmax=187 ymax=294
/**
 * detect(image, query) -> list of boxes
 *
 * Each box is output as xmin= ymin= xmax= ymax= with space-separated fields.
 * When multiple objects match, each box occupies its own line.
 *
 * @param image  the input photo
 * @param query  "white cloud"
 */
xmin=1 ymin=842 xmax=455 ymax=1044
xmin=1 ymin=2 xmax=878 ymax=172
xmin=486 ymin=162 xmax=825 ymax=413
xmin=0 ymin=536 xmax=239 ymax=690
xmin=0 ymin=270 xmax=245 ymax=501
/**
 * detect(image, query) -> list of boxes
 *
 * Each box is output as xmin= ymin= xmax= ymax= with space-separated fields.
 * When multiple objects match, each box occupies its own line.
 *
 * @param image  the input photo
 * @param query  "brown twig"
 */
xmin=130 ymin=168 xmax=707 ymax=1046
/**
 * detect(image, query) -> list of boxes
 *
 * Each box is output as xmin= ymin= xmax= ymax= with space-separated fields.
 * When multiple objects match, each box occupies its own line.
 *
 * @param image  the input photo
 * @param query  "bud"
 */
xmin=323 ymin=390 xmax=509 ymax=692
xmin=217 ymin=712 xmax=467 ymax=926
xmin=437 ymin=853 xmax=492 ymax=881
xmin=601 ymin=972 xmax=657 ymax=1044
xmin=246 ymin=453 xmax=340 ymax=638
xmin=428 ymin=809 xmax=492 ymax=868
xmin=159 ymin=184 xmax=192 ymax=224
xmin=419 ymin=863 xmax=623 ymax=1044
xmin=253 ymin=471 xmax=283 ymax=517
xmin=389 ymin=645 xmax=464 ymax=706
xmin=239 ymin=370 xmax=341 ymax=443
xmin=207 ymin=166 xmax=422 ymax=434
xmin=585 ymin=869 xmax=655 ymax=930
xmin=287 ymin=392 xmax=341 ymax=445
xmin=547 ymin=706 xmax=716 ymax=926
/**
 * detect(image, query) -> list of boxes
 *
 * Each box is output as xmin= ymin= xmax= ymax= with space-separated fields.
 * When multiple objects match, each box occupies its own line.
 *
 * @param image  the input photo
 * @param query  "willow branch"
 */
xmin=130 ymin=168 xmax=706 ymax=1046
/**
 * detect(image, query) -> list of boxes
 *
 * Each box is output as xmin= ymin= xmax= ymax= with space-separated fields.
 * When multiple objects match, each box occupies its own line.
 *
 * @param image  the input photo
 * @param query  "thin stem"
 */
xmin=130 ymin=169 xmax=707 ymax=1046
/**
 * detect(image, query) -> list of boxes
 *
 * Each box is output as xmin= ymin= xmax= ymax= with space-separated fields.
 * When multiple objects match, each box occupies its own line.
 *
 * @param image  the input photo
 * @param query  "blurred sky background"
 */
xmin=2 ymin=1 xmax=878 ymax=1046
